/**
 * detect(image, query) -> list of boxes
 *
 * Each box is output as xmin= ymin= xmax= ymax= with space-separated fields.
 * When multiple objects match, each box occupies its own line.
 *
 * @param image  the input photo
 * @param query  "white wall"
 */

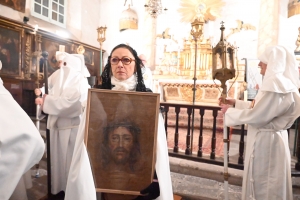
xmin=97 ymin=0 xmax=261 ymax=66
xmin=216 ymin=0 xmax=261 ymax=59
xmin=0 ymin=0 xmax=101 ymax=47
xmin=98 ymin=0 xmax=148 ymax=61
xmin=1 ymin=0 xmax=299 ymax=65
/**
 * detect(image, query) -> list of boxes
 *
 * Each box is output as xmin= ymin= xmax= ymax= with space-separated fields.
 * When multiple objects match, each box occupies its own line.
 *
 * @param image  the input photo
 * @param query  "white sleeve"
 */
xmin=235 ymin=99 xmax=252 ymax=109
xmin=155 ymin=114 xmax=174 ymax=200
xmin=43 ymin=78 xmax=89 ymax=118
xmin=225 ymin=92 xmax=292 ymax=128
xmin=43 ymin=94 xmax=83 ymax=118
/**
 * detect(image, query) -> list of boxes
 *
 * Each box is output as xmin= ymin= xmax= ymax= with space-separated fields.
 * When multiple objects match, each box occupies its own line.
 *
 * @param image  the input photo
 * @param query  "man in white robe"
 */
xmin=35 ymin=52 xmax=90 ymax=196
xmin=220 ymin=45 xmax=300 ymax=200
xmin=0 ymin=60 xmax=45 ymax=200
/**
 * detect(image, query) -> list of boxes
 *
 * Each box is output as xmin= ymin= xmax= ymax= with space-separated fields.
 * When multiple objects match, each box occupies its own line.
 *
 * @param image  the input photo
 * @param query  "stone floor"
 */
xmin=19 ymin=120 xmax=300 ymax=200
xmin=171 ymin=128 xmax=300 ymax=200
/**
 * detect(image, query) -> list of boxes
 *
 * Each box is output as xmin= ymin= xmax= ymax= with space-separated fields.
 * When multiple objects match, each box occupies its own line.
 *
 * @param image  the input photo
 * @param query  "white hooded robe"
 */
xmin=225 ymin=45 xmax=300 ymax=200
xmin=41 ymin=52 xmax=90 ymax=194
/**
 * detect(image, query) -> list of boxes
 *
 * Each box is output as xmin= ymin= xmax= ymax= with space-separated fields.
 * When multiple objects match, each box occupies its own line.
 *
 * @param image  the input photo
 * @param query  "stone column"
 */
xmin=140 ymin=14 xmax=157 ymax=71
xmin=257 ymin=0 xmax=280 ymax=56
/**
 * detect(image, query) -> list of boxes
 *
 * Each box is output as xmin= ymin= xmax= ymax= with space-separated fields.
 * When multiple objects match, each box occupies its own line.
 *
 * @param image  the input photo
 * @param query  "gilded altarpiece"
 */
xmin=156 ymin=37 xmax=245 ymax=105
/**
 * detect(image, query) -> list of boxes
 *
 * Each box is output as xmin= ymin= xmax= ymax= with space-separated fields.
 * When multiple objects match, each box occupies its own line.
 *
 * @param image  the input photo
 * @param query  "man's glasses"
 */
xmin=110 ymin=57 xmax=135 ymax=65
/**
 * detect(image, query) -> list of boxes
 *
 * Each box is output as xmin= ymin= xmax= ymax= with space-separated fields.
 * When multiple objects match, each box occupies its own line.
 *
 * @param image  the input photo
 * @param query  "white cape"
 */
xmin=65 ymin=108 xmax=173 ymax=200
xmin=0 ymin=78 xmax=45 ymax=200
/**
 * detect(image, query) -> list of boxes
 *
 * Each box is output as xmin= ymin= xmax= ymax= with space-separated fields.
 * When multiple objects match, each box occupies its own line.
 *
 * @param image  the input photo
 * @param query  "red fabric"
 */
xmin=167 ymin=127 xmax=230 ymax=156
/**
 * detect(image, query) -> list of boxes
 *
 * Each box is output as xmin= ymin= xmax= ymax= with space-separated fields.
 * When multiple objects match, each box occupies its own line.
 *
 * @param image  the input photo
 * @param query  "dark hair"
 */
xmin=100 ymin=119 xmax=141 ymax=171
xmin=100 ymin=44 xmax=146 ymax=92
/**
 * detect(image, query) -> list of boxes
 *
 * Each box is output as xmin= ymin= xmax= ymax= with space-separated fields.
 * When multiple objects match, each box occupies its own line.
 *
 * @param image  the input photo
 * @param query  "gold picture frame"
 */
xmin=84 ymin=89 xmax=160 ymax=195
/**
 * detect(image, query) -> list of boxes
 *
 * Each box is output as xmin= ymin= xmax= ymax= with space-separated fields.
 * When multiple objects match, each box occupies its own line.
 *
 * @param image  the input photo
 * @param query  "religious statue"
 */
xmin=156 ymin=28 xmax=171 ymax=39
xmin=226 ymin=20 xmax=256 ymax=39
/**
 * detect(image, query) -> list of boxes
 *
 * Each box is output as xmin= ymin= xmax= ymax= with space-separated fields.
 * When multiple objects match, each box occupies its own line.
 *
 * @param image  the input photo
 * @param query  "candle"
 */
xmin=234 ymin=82 xmax=238 ymax=99
xmin=100 ymin=49 xmax=102 ymax=76
xmin=59 ymin=45 xmax=65 ymax=52
xmin=177 ymin=49 xmax=180 ymax=69
xmin=244 ymin=90 xmax=248 ymax=101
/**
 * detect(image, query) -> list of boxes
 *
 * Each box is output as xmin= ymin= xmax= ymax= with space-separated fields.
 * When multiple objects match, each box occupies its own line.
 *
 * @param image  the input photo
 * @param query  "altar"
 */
xmin=151 ymin=28 xmax=246 ymax=105
xmin=153 ymin=79 xmax=245 ymax=106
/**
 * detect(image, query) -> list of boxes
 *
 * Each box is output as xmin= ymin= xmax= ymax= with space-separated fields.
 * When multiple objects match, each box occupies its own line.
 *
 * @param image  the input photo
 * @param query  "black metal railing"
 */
xmin=160 ymin=102 xmax=300 ymax=173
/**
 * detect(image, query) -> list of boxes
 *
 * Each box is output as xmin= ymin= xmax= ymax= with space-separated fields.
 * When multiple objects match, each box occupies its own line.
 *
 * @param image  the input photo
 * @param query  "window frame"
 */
xmin=31 ymin=0 xmax=67 ymax=28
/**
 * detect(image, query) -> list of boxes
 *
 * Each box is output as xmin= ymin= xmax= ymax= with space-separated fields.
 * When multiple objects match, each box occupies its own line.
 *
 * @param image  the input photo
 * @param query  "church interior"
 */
xmin=1 ymin=0 xmax=300 ymax=199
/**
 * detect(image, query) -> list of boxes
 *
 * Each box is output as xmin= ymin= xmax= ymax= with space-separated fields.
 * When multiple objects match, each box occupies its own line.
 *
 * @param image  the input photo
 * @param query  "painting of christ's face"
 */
xmin=108 ymin=127 xmax=134 ymax=165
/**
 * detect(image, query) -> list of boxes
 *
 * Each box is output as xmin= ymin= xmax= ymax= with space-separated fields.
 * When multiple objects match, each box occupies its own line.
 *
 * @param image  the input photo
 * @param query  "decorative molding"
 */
xmin=288 ymin=1 xmax=300 ymax=18
xmin=226 ymin=20 xmax=256 ymax=39
xmin=24 ymin=34 xmax=31 ymax=79
xmin=162 ymin=83 xmax=221 ymax=103
xmin=178 ymin=0 xmax=225 ymax=23
xmin=156 ymin=28 xmax=171 ymax=39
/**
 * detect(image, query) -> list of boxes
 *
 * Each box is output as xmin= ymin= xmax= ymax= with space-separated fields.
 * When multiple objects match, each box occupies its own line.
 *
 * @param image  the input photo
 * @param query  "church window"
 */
xmin=31 ymin=0 xmax=67 ymax=28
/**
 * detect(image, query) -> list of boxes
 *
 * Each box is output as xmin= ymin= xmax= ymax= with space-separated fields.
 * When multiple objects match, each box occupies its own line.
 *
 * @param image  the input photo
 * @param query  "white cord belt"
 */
xmin=57 ymin=125 xmax=79 ymax=130
xmin=258 ymin=129 xmax=284 ymax=132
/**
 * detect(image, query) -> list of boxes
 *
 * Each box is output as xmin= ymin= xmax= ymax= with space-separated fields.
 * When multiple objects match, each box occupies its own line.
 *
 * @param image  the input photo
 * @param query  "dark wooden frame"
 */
xmin=84 ymin=89 xmax=159 ymax=195
xmin=0 ymin=0 xmax=25 ymax=13
xmin=83 ymin=48 xmax=95 ymax=66
xmin=40 ymin=36 xmax=71 ymax=76
xmin=0 ymin=15 xmax=103 ymax=116
xmin=0 ymin=25 xmax=23 ymax=78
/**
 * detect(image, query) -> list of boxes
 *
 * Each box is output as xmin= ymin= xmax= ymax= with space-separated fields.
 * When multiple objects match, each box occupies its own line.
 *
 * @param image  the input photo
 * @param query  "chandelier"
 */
xmin=144 ymin=0 xmax=167 ymax=18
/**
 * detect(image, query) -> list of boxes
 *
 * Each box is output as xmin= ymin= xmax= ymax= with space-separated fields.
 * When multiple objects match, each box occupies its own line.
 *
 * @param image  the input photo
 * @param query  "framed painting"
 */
xmin=0 ymin=0 xmax=25 ymax=13
xmin=84 ymin=89 xmax=160 ymax=195
xmin=41 ymin=37 xmax=70 ymax=76
xmin=83 ymin=48 xmax=94 ymax=66
xmin=0 ymin=25 xmax=22 ymax=77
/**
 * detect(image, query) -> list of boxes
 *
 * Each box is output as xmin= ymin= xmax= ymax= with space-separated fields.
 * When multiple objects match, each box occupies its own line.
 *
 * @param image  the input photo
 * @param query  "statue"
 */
xmin=226 ymin=20 xmax=256 ymax=39
xmin=156 ymin=28 xmax=171 ymax=39
xmin=295 ymin=27 xmax=300 ymax=52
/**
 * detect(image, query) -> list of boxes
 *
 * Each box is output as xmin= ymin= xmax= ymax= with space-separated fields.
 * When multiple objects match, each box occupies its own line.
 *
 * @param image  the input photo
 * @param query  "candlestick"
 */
xmin=59 ymin=45 xmax=65 ymax=52
xmin=244 ymin=90 xmax=248 ymax=101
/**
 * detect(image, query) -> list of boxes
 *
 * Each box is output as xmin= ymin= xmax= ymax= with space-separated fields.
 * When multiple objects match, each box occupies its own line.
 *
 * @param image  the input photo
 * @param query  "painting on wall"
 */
xmin=83 ymin=49 xmax=94 ymax=66
xmin=0 ymin=0 xmax=26 ymax=13
xmin=84 ymin=89 xmax=159 ymax=195
xmin=41 ymin=38 xmax=70 ymax=76
xmin=0 ymin=25 xmax=22 ymax=77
